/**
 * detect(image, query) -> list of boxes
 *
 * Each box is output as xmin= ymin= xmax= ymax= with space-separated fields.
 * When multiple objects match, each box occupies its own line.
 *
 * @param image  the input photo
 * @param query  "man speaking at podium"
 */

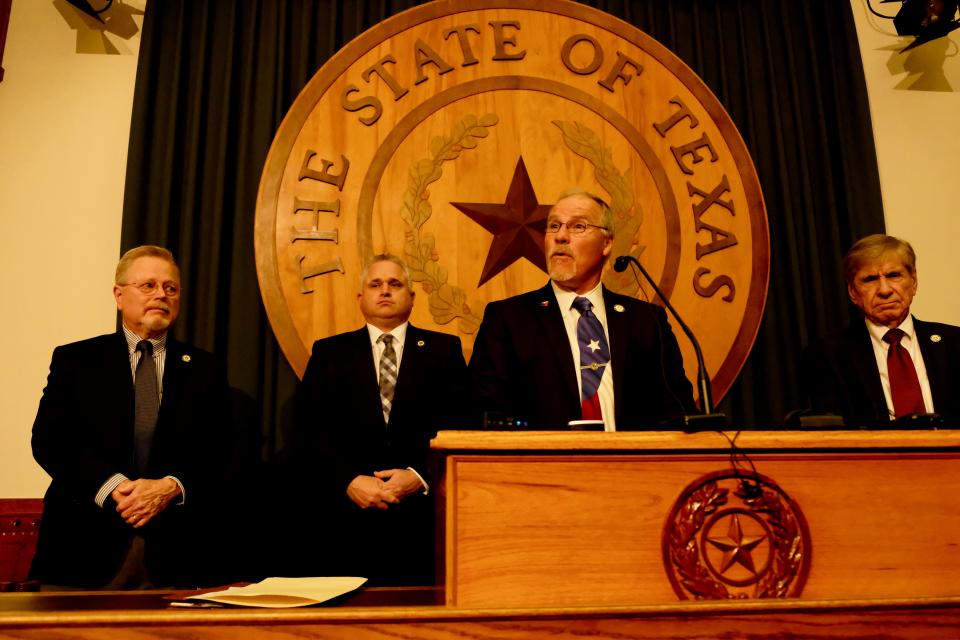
xmin=803 ymin=234 xmax=960 ymax=426
xmin=31 ymin=246 xmax=231 ymax=589
xmin=470 ymin=190 xmax=695 ymax=430
xmin=292 ymin=255 xmax=471 ymax=585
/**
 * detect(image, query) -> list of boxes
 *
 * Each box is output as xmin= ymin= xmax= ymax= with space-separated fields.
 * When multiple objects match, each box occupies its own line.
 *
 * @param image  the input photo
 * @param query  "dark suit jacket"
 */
xmin=30 ymin=332 xmax=231 ymax=588
xmin=291 ymin=324 xmax=472 ymax=584
xmin=802 ymin=317 xmax=960 ymax=427
xmin=469 ymin=283 xmax=696 ymax=429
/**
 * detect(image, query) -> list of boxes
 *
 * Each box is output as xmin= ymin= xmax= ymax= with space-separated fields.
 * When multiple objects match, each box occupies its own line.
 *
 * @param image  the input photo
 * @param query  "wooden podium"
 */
xmin=433 ymin=430 xmax=960 ymax=608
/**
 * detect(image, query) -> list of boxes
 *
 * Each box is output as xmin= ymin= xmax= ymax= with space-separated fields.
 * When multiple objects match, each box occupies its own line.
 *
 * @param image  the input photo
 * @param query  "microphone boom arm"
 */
xmin=614 ymin=255 xmax=715 ymax=414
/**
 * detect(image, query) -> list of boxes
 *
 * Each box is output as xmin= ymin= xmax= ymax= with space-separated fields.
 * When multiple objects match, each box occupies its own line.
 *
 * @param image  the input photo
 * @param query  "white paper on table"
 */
xmin=187 ymin=576 xmax=367 ymax=608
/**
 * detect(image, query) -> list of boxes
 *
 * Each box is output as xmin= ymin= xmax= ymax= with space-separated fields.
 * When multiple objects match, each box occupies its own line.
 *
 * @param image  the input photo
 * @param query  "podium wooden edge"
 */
xmin=1 ymin=592 xmax=960 ymax=626
xmin=431 ymin=429 xmax=960 ymax=452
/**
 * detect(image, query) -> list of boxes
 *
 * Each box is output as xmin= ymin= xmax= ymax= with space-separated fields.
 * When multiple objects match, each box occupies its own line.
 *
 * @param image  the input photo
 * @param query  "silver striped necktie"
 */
xmin=378 ymin=334 xmax=397 ymax=424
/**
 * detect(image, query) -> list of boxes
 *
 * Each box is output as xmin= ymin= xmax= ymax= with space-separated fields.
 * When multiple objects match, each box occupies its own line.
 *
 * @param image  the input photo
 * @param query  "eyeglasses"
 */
xmin=545 ymin=219 xmax=608 ymax=235
xmin=121 ymin=281 xmax=181 ymax=297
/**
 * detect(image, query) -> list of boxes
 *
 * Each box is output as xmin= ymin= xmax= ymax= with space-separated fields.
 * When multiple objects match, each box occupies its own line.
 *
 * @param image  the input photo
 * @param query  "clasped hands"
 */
xmin=111 ymin=477 xmax=182 ymax=528
xmin=346 ymin=468 xmax=423 ymax=510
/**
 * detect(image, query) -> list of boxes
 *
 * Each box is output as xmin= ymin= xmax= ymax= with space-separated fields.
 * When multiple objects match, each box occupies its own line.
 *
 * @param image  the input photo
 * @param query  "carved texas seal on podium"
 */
xmin=663 ymin=470 xmax=812 ymax=600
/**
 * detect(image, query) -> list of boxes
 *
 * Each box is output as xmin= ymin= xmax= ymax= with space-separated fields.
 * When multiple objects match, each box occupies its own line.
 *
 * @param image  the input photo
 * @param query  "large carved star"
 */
xmin=705 ymin=513 xmax=766 ymax=575
xmin=451 ymin=157 xmax=552 ymax=287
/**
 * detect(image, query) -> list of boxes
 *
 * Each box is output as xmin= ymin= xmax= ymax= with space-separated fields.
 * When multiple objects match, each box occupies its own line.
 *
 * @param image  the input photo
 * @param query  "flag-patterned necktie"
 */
xmin=378 ymin=334 xmax=398 ymax=424
xmin=134 ymin=340 xmax=159 ymax=475
xmin=883 ymin=328 xmax=925 ymax=417
xmin=572 ymin=297 xmax=610 ymax=421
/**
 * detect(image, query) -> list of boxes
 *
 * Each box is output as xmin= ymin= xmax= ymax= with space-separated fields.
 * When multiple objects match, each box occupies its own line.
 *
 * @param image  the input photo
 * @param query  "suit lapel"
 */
xmin=155 ymin=339 xmax=192 ymax=448
xmin=108 ymin=332 xmax=136 ymax=442
xmin=534 ymin=284 xmax=580 ymax=406
xmin=391 ymin=325 xmax=426 ymax=426
xmin=348 ymin=328 xmax=386 ymax=427
xmin=914 ymin=318 xmax=949 ymax=411
xmin=160 ymin=339 xmax=183 ymax=409
xmin=393 ymin=325 xmax=423 ymax=392
xmin=602 ymin=287 xmax=628 ymax=407
xmin=848 ymin=322 xmax=889 ymax=419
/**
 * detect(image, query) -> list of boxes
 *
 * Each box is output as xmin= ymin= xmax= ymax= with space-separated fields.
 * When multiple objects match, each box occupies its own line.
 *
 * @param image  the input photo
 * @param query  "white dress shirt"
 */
xmin=366 ymin=321 xmax=408 ymax=380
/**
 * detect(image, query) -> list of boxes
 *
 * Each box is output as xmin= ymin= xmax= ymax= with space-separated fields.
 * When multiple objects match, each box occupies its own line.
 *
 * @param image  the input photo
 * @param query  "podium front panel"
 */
xmin=434 ymin=431 xmax=960 ymax=608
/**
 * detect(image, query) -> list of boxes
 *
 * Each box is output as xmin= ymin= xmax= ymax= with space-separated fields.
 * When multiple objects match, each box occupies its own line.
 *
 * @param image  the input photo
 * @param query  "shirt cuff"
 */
xmin=95 ymin=473 xmax=129 ymax=508
xmin=406 ymin=467 xmax=429 ymax=495
xmin=165 ymin=476 xmax=186 ymax=505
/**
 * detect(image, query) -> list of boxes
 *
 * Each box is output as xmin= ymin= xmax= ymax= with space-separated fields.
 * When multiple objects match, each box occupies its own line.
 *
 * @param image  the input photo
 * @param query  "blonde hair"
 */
xmin=115 ymin=245 xmax=179 ymax=284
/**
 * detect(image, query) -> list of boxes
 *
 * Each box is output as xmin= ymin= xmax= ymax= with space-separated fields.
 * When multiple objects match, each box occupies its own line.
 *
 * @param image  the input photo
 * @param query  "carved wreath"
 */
xmin=666 ymin=478 xmax=805 ymax=599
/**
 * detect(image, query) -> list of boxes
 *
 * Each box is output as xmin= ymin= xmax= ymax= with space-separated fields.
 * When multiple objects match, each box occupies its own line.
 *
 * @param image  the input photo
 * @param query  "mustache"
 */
xmin=550 ymin=248 xmax=573 ymax=258
xmin=146 ymin=303 xmax=172 ymax=313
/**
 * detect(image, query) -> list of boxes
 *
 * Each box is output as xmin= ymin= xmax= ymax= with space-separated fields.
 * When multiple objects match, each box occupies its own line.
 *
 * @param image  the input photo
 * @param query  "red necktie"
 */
xmin=883 ymin=329 xmax=925 ymax=417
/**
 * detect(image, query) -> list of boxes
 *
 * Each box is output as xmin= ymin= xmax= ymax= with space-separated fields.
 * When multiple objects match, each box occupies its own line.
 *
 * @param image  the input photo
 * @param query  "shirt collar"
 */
xmin=865 ymin=314 xmax=915 ymax=344
xmin=122 ymin=325 xmax=167 ymax=354
xmin=366 ymin=321 xmax=409 ymax=346
xmin=551 ymin=280 xmax=605 ymax=315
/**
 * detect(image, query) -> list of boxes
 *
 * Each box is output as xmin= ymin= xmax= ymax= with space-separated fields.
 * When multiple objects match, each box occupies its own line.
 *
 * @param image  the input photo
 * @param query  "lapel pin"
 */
xmin=613 ymin=304 xmax=625 ymax=313
xmin=540 ymin=300 xmax=550 ymax=307
xmin=417 ymin=340 xmax=425 ymax=347
xmin=931 ymin=334 xmax=942 ymax=343
xmin=182 ymin=354 xmax=191 ymax=362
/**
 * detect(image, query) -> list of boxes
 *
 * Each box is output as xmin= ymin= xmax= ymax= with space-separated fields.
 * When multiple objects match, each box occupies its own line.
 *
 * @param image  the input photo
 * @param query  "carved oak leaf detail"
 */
xmin=401 ymin=114 xmax=498 ymax=333
xmin=668 ymin=482 xmax=731 ymax=599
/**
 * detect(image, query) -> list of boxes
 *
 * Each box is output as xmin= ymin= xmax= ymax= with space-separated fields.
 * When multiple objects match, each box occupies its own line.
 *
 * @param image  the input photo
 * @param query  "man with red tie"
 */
xmin=469 ymin=190 xmax=695 ymax=430
xmin=803 ymin=234 xmax=960 ymax=426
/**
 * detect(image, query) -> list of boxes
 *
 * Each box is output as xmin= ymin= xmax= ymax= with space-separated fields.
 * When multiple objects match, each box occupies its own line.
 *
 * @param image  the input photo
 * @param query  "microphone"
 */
xmin=613 ymin=255 xmax=727 ymax=429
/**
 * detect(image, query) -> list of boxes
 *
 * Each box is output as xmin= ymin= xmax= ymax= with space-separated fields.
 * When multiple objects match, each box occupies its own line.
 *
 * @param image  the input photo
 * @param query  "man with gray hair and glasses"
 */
xmin=31 ymin=245 xmax=232 ymax=589
xmin=470 ymin=189 xmax=695 ymax=430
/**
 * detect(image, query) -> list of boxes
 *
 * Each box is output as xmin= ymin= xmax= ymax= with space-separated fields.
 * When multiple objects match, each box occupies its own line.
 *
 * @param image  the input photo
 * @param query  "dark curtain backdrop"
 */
xmin=122 ymin=0 xmax=884 ymax=454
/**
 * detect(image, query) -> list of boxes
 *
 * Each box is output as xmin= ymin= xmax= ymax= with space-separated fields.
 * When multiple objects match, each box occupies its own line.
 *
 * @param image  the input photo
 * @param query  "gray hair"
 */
xmin=842 ymin=234 xmax=916 ymax=284
xmin=115 ymin=245 xmax=179 ymax=284
xmin=359 ymin=254 xmax=413 ymax=290
xmin=554 ymin=188 xmax=615 ymax=238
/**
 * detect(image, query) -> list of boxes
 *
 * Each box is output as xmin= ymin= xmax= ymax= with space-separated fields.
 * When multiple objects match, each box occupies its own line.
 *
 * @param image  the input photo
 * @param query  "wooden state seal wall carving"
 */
xmin=662 ymin=470 xmax=812 ymax=600
xmin=255 ymin=0 xmax=770 ymax=404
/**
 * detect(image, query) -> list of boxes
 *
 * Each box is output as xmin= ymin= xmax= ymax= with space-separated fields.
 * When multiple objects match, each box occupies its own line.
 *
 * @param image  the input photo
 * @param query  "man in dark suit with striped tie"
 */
xmin=30 ymin=246 xmax=232 ymax=589
xmin=292 ymin=254 xmax=472 ymax=585
xmin=469 ymin=190 xmax=696 ymax=430
xmin=803 ymin=234 xmax=960 ymax=426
